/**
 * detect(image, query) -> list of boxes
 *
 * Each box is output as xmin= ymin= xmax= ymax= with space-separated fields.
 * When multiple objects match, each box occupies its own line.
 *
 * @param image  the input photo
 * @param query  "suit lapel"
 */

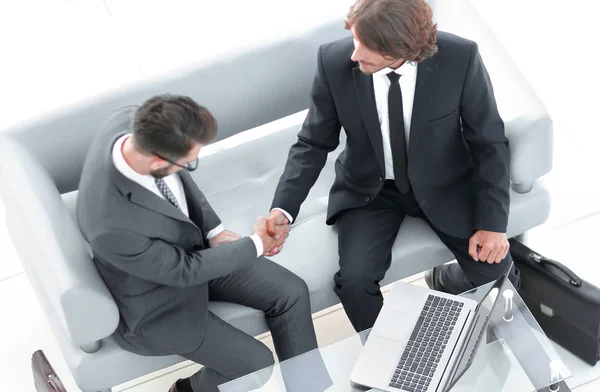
xmin=110 ymin=162 xmax=196 ymax=226
xmin=408 ymin=58 xmax=438 ymax=160
xmin=178 ymin=171 xmax=206 ymax=230
xmin=353 ymin=67 xmax=386 ymax=174
xmin=128 ymin=182 xmax=193 ymax=225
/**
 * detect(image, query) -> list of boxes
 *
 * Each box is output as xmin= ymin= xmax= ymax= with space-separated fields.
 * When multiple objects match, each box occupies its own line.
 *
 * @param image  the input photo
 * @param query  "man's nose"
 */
xmin=351 ymin=48 xmax=361 ymax=62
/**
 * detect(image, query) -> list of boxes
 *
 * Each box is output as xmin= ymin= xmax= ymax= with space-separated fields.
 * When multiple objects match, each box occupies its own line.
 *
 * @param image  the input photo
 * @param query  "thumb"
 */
xmin=265 ymin=216 xmax=278 ymax=237
xmin=469 ymin=236 xmax=480 ymax=261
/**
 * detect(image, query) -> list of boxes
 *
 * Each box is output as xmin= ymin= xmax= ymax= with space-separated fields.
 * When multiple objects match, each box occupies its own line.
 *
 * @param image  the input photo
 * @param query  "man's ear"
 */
xmin=149 ymin=155 xmax=167 ymax=170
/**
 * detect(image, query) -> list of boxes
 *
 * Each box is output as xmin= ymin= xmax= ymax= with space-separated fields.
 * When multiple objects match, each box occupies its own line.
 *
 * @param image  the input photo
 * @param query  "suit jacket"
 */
xmin=77 ymin=106 xmax=257 ymax=355
xmin=271 ymin=32 xmax=510 ymax=238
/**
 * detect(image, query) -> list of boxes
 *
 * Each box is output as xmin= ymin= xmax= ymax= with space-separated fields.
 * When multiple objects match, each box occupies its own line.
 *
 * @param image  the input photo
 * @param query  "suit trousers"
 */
xmin=182 ymin=257 xmax=318 ymax=392
xmin=333 ymin=180 xmax=520 ymax=333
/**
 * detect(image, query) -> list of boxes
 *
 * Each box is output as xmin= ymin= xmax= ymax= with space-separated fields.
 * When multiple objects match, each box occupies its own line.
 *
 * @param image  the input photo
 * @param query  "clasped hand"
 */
xmin=260 ymin=209 xmax=290 ymax=256
xmin=207 ymin=212 xmax=289 ymax=257
xmin=254 ymin=212 xmax=289 ymax=256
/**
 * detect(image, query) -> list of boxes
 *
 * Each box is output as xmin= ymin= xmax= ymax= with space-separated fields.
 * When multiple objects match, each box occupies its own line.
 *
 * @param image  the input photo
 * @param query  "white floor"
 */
xmin=1 ymin=0 xmax=600 ymax=391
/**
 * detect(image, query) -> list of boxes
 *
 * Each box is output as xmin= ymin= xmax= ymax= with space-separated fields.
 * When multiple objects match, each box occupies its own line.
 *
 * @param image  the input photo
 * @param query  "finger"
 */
xmin=468 ymin=238 xmax=479 ymax=261
xmin=268 ymin=244 xmax=282 ymax=255
xmin=495 ymin=248 xmax=506 ymax=263
xmin=478 ymin=245 xmax=492 ymax=263
xmin=264 ymin=249 xmax=276 ymax=257
xmin=268 ymin=246 xmax=281 ymax=256
xmin=486 ymin=249 xmax=499 ymax=264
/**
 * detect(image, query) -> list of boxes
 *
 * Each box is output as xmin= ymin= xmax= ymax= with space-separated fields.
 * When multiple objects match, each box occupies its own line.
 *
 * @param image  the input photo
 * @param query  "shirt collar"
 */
xmin=373 ymin=61 xmax=418 ymax=77
xmin=112 ymin=133 xmax=158 ymax=188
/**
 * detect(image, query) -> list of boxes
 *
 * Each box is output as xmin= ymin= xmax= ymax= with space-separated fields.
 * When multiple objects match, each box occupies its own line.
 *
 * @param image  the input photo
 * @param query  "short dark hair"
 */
xmin=132 ymin=94 xmax=218 ymax=160
xmin=345 ymin=0 xmax=438 ymax=63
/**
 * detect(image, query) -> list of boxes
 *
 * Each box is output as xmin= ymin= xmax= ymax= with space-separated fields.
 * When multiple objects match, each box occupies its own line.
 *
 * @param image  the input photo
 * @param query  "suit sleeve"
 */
xmin=197 ymin=190 xmax=222 ymax=236
xmin=460 ymin=43 xmax=510 ymax=233
xmin=270 ymin=44 xmax=342 ymax=220
xmin=90 ymin=230 xmax=257 ymax=287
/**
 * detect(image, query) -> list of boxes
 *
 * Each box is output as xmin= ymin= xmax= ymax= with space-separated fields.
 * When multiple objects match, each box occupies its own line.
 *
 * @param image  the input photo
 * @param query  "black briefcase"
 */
xmin=510 ymin=238 xmax=600 ymax=365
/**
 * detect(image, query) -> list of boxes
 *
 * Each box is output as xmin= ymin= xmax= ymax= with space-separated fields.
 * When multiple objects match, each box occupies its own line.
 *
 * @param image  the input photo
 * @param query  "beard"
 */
xmin=359 ymin=59 xmax=403 ymax=75
xmin=358 ymin=63 xmax=376 ymax=75
xmin=150 ymin=168 xmax=171 ymax=179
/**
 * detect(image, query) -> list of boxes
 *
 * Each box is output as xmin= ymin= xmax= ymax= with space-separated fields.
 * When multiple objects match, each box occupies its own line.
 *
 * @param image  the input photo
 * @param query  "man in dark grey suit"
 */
xmin=266 ymin=0 xmax=520 ymax=333
xmin=77 ymin=95 xmax=318 ymax=392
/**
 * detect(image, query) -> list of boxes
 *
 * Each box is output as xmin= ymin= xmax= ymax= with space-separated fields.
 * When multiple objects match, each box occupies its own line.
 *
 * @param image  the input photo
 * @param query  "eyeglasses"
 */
xmin=153 ymin=153 xmax=199 ymax=171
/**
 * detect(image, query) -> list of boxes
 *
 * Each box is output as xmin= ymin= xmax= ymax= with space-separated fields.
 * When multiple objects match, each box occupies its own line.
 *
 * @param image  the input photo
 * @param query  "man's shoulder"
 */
xmin=79 ymin=107 xmax=136 ymax=193
xmin=77 ymin=129 xmax=130 ymax=236
xmin=435 ymin=31 xmax=478 ymax=59
xmin=318 ymin=36 xmax=355 ymax=70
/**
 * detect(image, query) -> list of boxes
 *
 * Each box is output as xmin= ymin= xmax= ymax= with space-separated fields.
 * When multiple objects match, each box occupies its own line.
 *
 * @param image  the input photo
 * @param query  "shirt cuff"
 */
xmin=249 ymin=234 xmax=263 ymax=257
xmin=206 ymin=224 xmax=225 ymax=240
xmin=272 ymin=208 xmax=293 ymax=224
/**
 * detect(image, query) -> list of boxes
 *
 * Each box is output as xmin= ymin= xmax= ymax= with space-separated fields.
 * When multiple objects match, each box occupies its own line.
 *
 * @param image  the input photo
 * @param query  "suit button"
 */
xmin=379 ymin=175 xmax=384 ymax=182
xmin=365 ymin=196 xmax=371 ymax=202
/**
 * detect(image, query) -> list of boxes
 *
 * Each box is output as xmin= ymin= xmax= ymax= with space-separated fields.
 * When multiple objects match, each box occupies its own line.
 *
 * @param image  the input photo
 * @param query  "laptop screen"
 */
xmin=443 ymin=262 xmax=513 ymax=391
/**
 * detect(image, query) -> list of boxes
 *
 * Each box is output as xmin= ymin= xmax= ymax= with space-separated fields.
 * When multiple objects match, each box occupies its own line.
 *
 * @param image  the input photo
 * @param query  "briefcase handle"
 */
xmin=529 ymin=252 xmax=583 ymax=287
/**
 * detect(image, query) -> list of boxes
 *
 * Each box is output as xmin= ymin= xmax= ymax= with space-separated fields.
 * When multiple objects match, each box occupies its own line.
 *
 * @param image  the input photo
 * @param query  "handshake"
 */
xmin=253 ymin=209 xmax=290 ymax=257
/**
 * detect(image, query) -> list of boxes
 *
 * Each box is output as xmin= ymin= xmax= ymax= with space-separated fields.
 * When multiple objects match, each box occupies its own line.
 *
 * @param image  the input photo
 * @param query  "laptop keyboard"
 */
xmin=389 ymin=295 xmax=463 ymax=392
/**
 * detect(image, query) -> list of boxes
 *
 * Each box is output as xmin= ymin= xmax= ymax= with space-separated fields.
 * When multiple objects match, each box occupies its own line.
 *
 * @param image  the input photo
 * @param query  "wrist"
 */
xmin=249 ymin=234 xmax=264 ymax=257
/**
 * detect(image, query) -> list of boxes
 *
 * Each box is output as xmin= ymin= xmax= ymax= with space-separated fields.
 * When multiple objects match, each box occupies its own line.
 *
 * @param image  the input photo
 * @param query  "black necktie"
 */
xmin=387 ymin=72 xmax=411 ymax=194
xmin=155 ymin=178 xmax=181 ymax=209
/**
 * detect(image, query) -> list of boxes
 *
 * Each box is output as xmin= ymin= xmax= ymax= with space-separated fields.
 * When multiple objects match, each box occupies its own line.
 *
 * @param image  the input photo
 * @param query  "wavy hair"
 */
xmin=345 ymin=0 xmax=438 ymax=62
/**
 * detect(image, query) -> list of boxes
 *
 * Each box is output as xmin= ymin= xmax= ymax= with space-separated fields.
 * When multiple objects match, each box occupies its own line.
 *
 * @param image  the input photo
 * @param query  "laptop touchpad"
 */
xmin=373 ymin=308 xmax=416 ymax=342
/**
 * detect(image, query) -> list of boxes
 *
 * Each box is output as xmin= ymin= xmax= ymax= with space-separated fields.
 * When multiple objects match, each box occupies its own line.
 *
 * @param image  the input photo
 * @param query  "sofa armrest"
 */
xmin=436 ymin=0 xmax=553 ymax=193
xmin=506 ymin=115 xmax=553 ymax=193
xmin=0 ymin=135 xmax=119 ymax=350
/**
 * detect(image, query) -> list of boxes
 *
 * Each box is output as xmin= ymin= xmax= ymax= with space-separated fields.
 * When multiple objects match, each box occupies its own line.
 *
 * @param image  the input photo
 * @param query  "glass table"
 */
xmin=219 ymin=280 xmax=572 ymax=392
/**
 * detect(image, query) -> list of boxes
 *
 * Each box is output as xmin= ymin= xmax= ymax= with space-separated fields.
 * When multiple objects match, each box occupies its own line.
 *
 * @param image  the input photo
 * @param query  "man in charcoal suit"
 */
xmin=77 ymin=95 xmax=318 ymax=392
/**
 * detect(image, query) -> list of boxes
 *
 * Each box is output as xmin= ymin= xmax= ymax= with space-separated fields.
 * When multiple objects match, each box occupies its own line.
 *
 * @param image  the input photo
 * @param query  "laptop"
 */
xmin=350 ymin=262 xmax=512 ymax=392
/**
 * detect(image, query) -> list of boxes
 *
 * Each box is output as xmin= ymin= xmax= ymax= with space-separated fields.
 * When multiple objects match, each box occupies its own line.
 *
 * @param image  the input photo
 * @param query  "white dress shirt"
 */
xmin=112 ymin=134 xmax=263 ymax=256
xmin=372 ymin=61 xmax=418 ymax=179
xmin=273 ymin=61 xmax=418 ymax=222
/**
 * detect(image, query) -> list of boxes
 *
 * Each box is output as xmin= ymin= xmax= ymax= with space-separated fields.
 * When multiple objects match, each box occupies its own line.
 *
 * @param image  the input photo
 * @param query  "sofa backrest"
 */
xmin=0 ymin=20 xmax=350 ymax=195
xmin=0 ymin=13 xmax=353 ymax=346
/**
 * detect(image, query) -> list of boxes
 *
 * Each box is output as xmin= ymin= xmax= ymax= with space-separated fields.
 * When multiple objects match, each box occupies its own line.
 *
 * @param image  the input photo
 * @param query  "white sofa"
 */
xmin=0 ymin=1 xmax=552 ymax=391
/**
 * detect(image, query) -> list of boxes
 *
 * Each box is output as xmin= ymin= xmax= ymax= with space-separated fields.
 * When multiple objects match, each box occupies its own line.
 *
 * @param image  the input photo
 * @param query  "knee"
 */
xmin=243 ymin=344 xmax=275 ymax=388
xmin=334 ymin=272 xmax=374 ymax=294
xmin=253 ymin=343 xmax=275 ymax=371
xmin=283 ymin=273 xmax=311 ymax=305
